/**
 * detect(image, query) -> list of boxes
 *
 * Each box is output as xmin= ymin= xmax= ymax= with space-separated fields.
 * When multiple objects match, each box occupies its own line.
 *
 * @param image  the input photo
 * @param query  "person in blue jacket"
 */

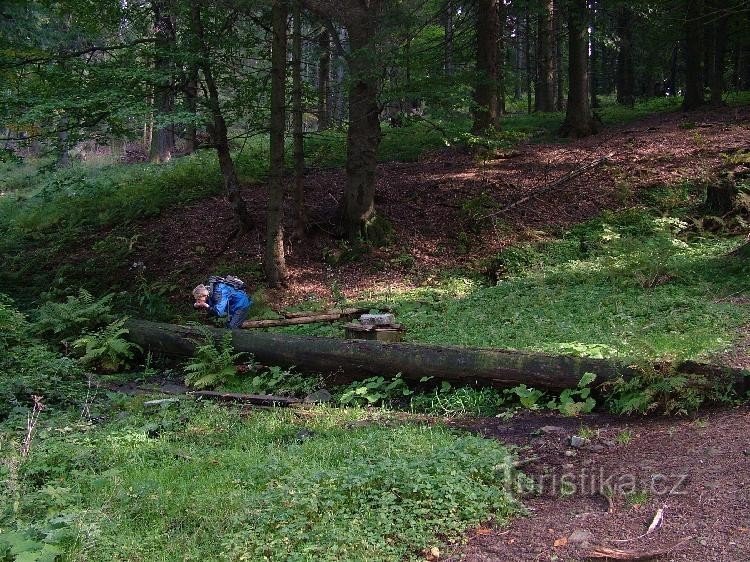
xmin=192 ymin=279 xmax=252 ymax=329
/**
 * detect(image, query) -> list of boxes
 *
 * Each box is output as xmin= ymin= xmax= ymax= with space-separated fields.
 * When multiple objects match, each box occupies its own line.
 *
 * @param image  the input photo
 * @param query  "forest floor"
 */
xmin=443 ymin=405 xmax=750 ymax=562
xmin=121 ymin=103 xmax=750 ymax=561
xmin=132 ymin=103 xmax=750 ymax=310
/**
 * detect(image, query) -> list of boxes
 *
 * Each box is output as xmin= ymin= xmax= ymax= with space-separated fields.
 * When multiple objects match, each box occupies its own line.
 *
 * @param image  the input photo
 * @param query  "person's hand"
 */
xmin=194 ymin=301 xmax=209 ymax=310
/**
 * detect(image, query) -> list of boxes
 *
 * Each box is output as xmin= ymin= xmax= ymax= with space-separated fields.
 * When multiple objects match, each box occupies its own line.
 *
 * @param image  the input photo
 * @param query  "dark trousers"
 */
xmin=227 ymin=307 xmax=250 ymax=329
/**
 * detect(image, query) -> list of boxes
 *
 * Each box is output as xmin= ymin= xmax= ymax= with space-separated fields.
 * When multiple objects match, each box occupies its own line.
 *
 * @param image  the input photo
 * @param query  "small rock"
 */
xmin=295 ymin=428 xmax=315 ymax=442
xmin=602 ymin=440 xmax=616 ymax=447
xmin=699 ymin=538 xmax=708 ymax=546
xmin=570 ymin=435 xmax=588 ymax=448
xmin=588 ymin=444 xmax=605 ymax=453
xmin=143 ymin=398 xmax=179 ymax=408
xmin=539 ymin=425 xmax=565 ymax=434
xmin=567 ymin=529 xmax=594 ymax=545
xmin=564 ymin=450 xmax=577 ymax=457
xmin=304 ymin=389 xmax=333 ymax=404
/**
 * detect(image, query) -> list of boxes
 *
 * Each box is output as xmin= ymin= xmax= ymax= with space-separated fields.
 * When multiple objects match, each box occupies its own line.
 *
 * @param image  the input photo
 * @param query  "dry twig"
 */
xmin=585 ymin=536 xmax=692 ymax=560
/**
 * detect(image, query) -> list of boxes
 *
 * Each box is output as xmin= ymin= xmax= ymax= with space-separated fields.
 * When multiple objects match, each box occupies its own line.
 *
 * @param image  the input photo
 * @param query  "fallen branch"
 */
xmin=585 ymin=537 xmax=692 ymax=560
xmin=189 ymin=391 xmax=301 ymax=407
xmin=480 ymin=152 xmax=615 ymax=220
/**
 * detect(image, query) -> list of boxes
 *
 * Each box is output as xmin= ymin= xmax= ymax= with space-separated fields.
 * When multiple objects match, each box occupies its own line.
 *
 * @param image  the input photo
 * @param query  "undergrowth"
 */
xmin=0 ymin=395 xmax=522 ymax=561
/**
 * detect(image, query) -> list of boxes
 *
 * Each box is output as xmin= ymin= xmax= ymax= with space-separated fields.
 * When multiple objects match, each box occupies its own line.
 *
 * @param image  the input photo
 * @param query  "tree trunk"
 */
xmin=497 ymin=0 xmax=506 ymax=114
xmin=615 ymin=2 xmax=635 ymax=107
xmin=191 ymin=4 xmax=252 ymax=232
xmin=553 ymin=0 xmax=564 ymax=110
xmin=589 ymin=0 xmax=600 ymax=109
xmin=339 ymin=22 xmax=382 ymax=241
xmin=292 ymin=2 xmax=306 ymax=239
xmin=682 ymin=0 xmax=705 ymax=110
xmin=709 ymin=1 xmax=729 ymax=105
xmin=125 ymin=319 xmax=748 ymax=392
xmin=513 ymin=17 xmax=522 ymax=101
xmin=317 ymin=28 xmax=331 ymax=130
xmin=184 ymin=63 xmax=198 ymax=154
xmin=265 ymin=0 xmax=289 ymax=286
xmin=525 ymin=7 xmax=532 ymax=115
xmin=535 ymin=0 xmax=555 ymax=112
xmin=443 ymin=0 xmax=454 ymax=76
xmin=472 ymin=0 xmax=501 ymax=132
xmin=560 ymin=0 xmax=597 ymax=137
xmin=149 ymin=0 xmax=176 ymax=163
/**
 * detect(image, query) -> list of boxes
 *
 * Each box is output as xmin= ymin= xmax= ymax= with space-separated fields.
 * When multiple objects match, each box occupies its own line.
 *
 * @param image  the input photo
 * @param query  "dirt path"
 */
xmin=445 ymin=406 xmax=750 ymax=562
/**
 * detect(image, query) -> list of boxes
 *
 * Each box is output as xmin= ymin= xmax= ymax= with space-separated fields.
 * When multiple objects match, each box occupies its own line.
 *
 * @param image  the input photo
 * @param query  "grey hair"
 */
xmin=192 ymin=284 xmax=209 ymax=298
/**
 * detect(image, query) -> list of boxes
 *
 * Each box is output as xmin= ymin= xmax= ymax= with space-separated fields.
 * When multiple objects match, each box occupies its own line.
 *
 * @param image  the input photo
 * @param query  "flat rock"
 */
xmin=538 ymin=425 xmax=565 ymax=434
xmin=304 ymin=389 xmax=333 ymax=403
xmin=570 ymin=435 xmax=588 ymax=448
xmin=567 ymin=529 xmax=594 ymax=545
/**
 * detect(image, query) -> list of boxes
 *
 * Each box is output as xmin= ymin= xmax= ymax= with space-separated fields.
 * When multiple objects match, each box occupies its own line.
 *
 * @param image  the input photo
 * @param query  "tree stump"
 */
xmin=704 ymin=174 xmax=738 ymax=216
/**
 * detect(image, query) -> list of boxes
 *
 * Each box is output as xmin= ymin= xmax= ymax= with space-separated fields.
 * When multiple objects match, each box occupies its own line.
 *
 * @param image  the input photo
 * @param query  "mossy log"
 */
xmin=125 ymin=320 xmax=747 ymax=392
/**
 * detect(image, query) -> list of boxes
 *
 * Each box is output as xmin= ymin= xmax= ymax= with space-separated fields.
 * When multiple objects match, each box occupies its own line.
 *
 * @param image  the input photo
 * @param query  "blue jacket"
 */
xmin=208 ymin=283 xmax=251 ymax=318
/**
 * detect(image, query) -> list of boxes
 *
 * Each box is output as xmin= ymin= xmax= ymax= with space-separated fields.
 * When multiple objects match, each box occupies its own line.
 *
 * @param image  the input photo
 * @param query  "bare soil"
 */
xmin=443 ymin=406 xmax=750 ymax=562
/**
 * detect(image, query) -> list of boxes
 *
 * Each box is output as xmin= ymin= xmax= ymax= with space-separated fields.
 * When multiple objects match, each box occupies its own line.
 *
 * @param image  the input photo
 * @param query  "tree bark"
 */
xmin=443 ymin=0 xmax=454 ymax=76
xmin=184 ymin=63 xmax=198 ymax=154
xmin=553 ymin=0 xmax=564 ymax=110
xmin=317 ymin=28 xmax=331 ymax=130
xmin=497 ymin=0 xmax=506 ymax=114
xmin=471 ymin=0 xmax=501 ymax=133
xmin=535 ymin=0 xmax=555 ymax=112
xmin=125 ymin=319 xmax=749 ymax=392
xmin=589 ymin=0 xmax=600 ymax=109
xmin=560 ymin=0 xmax=597 ymax=137
xmin=682 ymin=0 xmax=705 ymax=110
xmin=709 ymin=1 xmax=729 ymax=105
xmin=191 ymin=3 xmax=253 ymax=232
xmin=340 ymin=20 xmax=382 ymax=240
xmin=524 ymin=6 xmax=532 ymax=115
xmin=149 ymin=0 xmax=176 ymax=163
xmin=265 ymin=0 xmax=289 ymax=286
xmin=615 ymin=2 xmax=635 ymax=107
xmin=292 ymin=2 xmax=306 ymax=239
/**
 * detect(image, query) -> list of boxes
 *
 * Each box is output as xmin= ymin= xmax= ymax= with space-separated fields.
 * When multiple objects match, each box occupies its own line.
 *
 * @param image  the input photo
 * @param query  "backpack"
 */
xmin=207 ymin=275 xmax=246 ymax=297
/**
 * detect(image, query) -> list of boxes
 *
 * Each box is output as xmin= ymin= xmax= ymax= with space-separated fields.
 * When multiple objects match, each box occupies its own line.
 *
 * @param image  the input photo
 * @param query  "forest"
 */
xmin=1 ymin=0 xmax=750 ymax=560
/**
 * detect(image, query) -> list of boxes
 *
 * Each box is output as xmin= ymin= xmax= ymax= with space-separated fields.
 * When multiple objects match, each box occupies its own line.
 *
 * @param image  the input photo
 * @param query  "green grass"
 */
xmin=1 ymin=400 xmax=520 ymax=561
xmin=282 ymin=209 xmax=750 ymax=363
xmin=393 ymin=241 xmax=749 ymax=361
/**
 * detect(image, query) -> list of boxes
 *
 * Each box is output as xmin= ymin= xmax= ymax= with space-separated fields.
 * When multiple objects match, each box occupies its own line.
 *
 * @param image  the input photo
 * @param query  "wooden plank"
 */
xmin=281 ymin=307 xmax=368 ymax=319
xmin=242 ymin=313 xmax=350 ymax=329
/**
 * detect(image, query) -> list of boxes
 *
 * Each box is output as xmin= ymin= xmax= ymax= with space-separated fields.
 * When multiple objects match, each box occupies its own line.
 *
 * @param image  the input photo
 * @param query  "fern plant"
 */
xmin=72 ymin=318 xmax=141 ymax=372
xmin=184 ymin=333 xmax=243 ymax=389
xmin=32 ymin=289 xmax=115 ymax=343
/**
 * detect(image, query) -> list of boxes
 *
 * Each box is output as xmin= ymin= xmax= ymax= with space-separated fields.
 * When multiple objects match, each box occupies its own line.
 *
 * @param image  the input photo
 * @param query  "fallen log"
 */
xmin=124 ymin=320 xmax=748 ymax=391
